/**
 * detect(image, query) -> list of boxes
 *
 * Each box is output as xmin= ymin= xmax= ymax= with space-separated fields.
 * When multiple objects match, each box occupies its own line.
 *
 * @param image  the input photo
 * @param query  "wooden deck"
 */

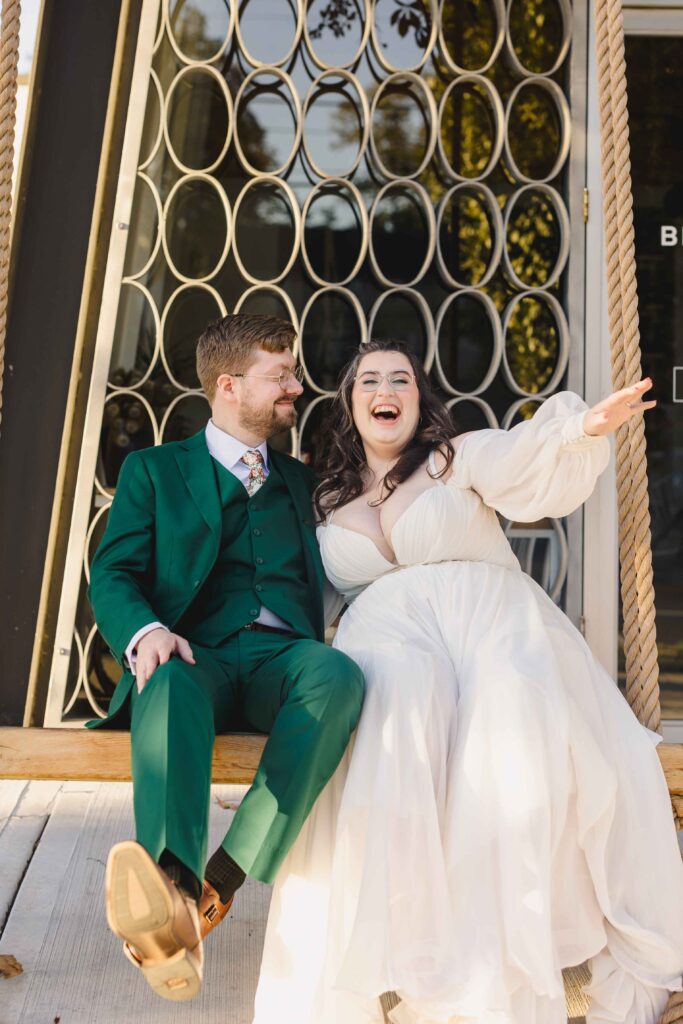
xmin=4 ymin=778 xmax=674 ymax=1022
xmin=0 ymin=780 xmax=270 ymax=1023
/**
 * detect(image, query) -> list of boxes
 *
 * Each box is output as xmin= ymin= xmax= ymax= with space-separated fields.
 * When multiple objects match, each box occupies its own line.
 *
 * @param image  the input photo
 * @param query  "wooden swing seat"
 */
xmin=1 ymin=728 xmax=682 ymax=823
xmin=0 ymin=727 xmax=265 ymax=784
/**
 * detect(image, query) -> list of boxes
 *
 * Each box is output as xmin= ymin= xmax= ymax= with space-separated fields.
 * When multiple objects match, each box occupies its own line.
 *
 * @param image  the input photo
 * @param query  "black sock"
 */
xmin=158 ymin=848 xmax=202 ymax=903
xmin=204 ymin=846 xmax=246 ymax=904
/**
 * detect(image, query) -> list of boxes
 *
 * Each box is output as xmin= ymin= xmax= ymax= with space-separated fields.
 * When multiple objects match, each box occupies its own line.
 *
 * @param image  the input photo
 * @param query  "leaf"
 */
xmin=0 ymin=955 xmax=23 ymax=978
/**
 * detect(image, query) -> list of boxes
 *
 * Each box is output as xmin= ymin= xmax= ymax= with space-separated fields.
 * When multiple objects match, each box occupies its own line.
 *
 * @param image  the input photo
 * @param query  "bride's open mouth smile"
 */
xmin=371 ymin=403 xmax=401 ymax=424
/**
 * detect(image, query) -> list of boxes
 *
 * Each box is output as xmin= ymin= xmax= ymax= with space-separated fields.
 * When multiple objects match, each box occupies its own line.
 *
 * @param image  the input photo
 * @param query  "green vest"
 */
xmin=177 ymin=456 xmax=317 ymax=645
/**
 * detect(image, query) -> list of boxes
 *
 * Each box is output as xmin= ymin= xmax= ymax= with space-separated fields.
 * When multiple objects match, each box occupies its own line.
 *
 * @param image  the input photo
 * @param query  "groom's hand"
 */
xmin=134 ymin=628 xmax=196 ymax=694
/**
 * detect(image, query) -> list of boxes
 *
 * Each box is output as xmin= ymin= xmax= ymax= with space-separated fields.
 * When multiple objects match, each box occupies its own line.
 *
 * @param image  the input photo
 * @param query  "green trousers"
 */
xmin=127 ymin=630 xmax=364 ymax=886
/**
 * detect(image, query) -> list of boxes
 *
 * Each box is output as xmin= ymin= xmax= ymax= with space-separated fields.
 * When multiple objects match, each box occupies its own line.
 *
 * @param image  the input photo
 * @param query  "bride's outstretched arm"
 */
xmin=451 ymin=380 xmax=655 ymax=523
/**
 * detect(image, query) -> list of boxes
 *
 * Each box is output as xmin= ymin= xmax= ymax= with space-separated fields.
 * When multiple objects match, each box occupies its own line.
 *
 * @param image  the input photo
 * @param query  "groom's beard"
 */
xmin=238 ymin=394 xmax=298 ymax=439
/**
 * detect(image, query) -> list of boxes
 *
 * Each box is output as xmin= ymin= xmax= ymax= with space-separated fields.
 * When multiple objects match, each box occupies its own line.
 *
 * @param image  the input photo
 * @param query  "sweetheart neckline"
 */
xmin=322 ymin=482 xmax=447 ymax=567
xmin=325 ymin=522 xmax=397 ymax=567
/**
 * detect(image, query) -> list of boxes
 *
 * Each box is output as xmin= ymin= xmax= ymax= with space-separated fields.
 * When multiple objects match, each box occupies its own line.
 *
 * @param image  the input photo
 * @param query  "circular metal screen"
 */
xmin=58 ymin=0 xmax=576 ymax=722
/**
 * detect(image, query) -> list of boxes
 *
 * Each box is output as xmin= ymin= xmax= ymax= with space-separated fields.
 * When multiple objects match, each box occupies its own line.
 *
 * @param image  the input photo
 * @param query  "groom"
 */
xmin=86 ymin=313 xmax=363 ymax=1000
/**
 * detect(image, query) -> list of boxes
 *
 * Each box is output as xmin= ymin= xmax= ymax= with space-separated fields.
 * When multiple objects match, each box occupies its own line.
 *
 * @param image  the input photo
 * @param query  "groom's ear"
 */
xmin=216 ymin=373 xmax=237 ymax=400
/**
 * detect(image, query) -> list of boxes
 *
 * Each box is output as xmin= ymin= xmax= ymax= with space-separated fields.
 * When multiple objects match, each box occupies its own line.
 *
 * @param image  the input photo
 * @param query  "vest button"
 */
xmin=255 ymin=584 xmax=263 ymax=592
xmin=193 ymin=580 xmax=200 ymax=588
xmin=255 ymin=556 xmax=264 ymax=565
xmin=249 ymin=608 xmax=258 ymax=616
xmin=253 ymin=528 xmax=261 ymax=536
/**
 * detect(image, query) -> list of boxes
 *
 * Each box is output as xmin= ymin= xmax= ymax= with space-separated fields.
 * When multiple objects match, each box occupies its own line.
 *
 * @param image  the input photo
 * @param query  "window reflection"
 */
xmin=507 ymin=0 xmax=567 ymax=74
xmin=305 ymin=75 xmax=366 ymax=177
xmin=372 ymin=78 xmax=433 ymax=178
xmin=303 ymin=183 xmax=365 ymax=284
xmin=439 ymin=79 xmax=498 ymax=179
xmin=168 ymin=0 xmax=232 ymax=62
xmin=506 ymin=82 xmax=565 ymax=182
xmin=306 ymin=0 xmax=368 ymax=67
xmin=437 ymin=293 xmax=497 ymax=393
xmin=440 ymin=0 xmax=501 ymax=73
xmin=504 ymin=294 xmax=561 ymax=395
xmin=235 ymin=72 xmax=299 ymax=174
xmin=238 ymin=0 xmax=300 ymax=65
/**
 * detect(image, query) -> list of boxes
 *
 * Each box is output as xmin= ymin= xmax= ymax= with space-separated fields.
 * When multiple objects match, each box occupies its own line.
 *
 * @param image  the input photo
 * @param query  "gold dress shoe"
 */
xmin=198 ymin=879 xmax=234 ymax=939
xmin=106 ymin=840 xmax=203 ymax=1001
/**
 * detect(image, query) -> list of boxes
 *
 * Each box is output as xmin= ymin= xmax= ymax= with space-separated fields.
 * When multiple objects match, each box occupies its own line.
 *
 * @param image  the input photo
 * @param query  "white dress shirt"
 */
xmin=125 ymin=420 xmax=292 ymax=668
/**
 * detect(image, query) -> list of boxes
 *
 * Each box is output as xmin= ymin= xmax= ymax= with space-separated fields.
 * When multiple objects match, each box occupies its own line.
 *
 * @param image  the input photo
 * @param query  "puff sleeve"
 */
xmin=451 ymin=391 xmax=611 ymax=522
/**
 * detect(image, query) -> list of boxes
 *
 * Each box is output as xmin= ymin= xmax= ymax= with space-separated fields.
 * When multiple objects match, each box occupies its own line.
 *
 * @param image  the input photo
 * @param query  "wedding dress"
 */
xmin=252 ymin=391 xmax=683 ymax=1024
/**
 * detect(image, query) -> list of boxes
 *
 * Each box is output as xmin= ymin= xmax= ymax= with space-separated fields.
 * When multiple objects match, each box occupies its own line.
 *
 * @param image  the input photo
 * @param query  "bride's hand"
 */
xmin=582 ymin=378 xmax=657 ymax=437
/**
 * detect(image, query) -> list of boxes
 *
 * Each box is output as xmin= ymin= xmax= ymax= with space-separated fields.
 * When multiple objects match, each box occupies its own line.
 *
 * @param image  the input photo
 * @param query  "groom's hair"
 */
xmin=196 ymin=313 xmax=297 ymax=402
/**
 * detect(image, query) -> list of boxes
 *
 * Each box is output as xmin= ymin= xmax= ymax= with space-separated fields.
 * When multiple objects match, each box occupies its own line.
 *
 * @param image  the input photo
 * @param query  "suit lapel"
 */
xmin=173 ymin=429 xmax=222 ymax=540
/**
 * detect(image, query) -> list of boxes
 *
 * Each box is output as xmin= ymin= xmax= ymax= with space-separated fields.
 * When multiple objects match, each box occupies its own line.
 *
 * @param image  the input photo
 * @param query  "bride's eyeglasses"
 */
xmin=354 ymin=371 xmax=416 ymax=391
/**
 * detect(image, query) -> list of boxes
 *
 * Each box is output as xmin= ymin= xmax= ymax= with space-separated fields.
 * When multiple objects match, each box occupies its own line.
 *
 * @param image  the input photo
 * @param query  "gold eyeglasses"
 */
xmin=231 ymin=365 xmax=305 ymax=390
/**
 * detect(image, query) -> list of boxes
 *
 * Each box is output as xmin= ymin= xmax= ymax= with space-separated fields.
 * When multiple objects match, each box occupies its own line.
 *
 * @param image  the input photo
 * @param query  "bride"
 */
xmin=252 ymin=339 xmax=683 ymax=1024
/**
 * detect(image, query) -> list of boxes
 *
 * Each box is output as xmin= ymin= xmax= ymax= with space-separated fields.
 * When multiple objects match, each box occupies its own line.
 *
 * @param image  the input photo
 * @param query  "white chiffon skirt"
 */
xmin=252 ymin=562 xmax=683 ymax=1024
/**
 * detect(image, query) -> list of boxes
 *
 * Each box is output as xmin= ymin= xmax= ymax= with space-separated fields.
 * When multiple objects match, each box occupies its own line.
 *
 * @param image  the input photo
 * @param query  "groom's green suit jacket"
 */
xmin=86 ymin=428 xmax=326 ymax=729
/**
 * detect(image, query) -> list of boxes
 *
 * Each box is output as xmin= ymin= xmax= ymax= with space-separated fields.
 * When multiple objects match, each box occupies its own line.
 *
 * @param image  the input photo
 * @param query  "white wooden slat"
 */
xmin=0 ymin=782 xmax=30 ymax=839
xmin=0 ymin=781 xmax=64 ymax=933
xmin=0 ymin=787 xmax=98 ymax=1023
xmin=0 ymin=781 xmax=29 ymax=827
xmin=0 ymin=782 xmax=271 ymax=1023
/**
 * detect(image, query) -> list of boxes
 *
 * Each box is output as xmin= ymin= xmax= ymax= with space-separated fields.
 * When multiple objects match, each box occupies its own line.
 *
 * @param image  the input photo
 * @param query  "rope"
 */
xmin=607 ymin=0 xmax=661 ymax=732
xmin=0 ymin=0 xmax=21 ymax=436
xmin=594 ymin=0 xmax=639 ymax=718
xmin=661 ymin=993 xmax=683 ymax=1024
xmin=595 ymin=0 xmax=661 ymax=731
xmin=594 ymin=0 xmax=682 ymax=1017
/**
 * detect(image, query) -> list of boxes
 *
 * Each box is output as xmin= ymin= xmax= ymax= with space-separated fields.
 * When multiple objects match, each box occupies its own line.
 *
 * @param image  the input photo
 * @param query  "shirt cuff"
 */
xmin=560 ymin=410 xmax=607 ymax=450
xmin=125 ymin=622 xmax=168 ymax=671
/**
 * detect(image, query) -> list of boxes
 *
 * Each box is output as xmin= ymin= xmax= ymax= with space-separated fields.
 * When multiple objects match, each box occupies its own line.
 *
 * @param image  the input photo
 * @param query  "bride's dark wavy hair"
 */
xmin=313 ymin=339 xmax=457 ymax=521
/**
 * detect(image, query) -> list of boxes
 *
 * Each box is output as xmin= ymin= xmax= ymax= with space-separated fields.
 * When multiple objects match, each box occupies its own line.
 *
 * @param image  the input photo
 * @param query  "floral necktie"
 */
xmin=240 ymin=449 xmax=267 ymax=496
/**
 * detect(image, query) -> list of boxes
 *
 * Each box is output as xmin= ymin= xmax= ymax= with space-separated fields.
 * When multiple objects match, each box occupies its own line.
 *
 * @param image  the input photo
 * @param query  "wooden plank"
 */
xmin=0 ymin=728 xmax=266 ymax=783
xmin=563 ymin=962 xmax=591 ymax=1019
xmin=380 ymin=979 xmax=587 ymax=1022
xmin=0 ymin=780 xmax=30 ymax=825
xmin=1 ymin=729 xmax=682 ymax=796
xmin=0 ymin=782 xmax=271 ymax=1023
xmin=0 ymin=781 xmax=63 ymax=932
xmin=658 ymin=743 xmax=683 ymax=795
xmin=0 ymin=787 xmax=98 ymax=1022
